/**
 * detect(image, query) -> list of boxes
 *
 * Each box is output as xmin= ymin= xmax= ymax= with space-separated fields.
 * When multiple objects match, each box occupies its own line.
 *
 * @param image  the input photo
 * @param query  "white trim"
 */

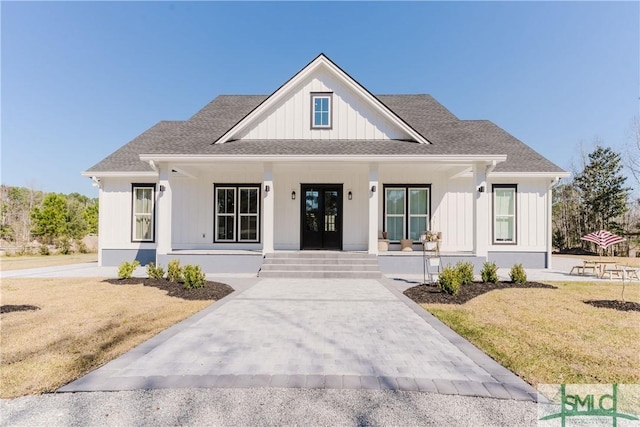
xmin=139 ymin=154 xmax=508 ymax=164
xmin=213 ymin=54 xmax=431 ymax=145
xmin=490 ymin=171 xmax=571 ymax=178
xmin=82 ymin=171 xmax=157 ymax=178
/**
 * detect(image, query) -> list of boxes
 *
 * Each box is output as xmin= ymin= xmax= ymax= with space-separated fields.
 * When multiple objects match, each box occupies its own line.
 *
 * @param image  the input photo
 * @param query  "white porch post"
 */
xmin=262 ymin=162 xmax=274 ymax=254
xmin=156 ymin=163 xmax=172 ymax=259
xmin=546 ymin=180 xmax=555 ymax=269
xmin=473 ymin=162 xmax=489 ymax=259
xmin=368 ymin=163 xmax=379 ymax=255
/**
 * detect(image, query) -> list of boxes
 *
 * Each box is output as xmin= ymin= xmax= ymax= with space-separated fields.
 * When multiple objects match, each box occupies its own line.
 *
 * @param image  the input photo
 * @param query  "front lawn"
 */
xmin=0 ymin=277 xmax=231 ymax=398
xmin=415 ymin=281 xmax=640 ymax=386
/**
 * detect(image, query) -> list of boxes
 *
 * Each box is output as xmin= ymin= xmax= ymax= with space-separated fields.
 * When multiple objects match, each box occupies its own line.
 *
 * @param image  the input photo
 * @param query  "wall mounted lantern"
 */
xmin=371 ymin=185 xmax=376 ymax=193
xmin=348 ymin=191 xmax=353 ymax=200
xmin=265 ymin=185 xmax=270 ymax=193
xmin=291 ymin=190 xmax=296 ymax=200
xmin=478 ymin=186 xmax=485 ymax=193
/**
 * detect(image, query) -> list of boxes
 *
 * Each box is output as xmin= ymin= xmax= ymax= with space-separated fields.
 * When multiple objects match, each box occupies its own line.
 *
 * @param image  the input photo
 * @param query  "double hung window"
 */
xmin=215 ymin=185 xmax=260 ymax=243
xmin=493 ymin=184 xmax=517 ymax=244
xmin=384 ymin=185 xmax=430 ymax=241
xmin=132 ymin=184 xmax=155 ymax=242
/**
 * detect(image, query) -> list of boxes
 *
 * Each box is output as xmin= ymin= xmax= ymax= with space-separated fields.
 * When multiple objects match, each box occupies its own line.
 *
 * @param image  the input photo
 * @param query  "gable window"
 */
xmin=384 ymin=185 xmax=430 ymax=242
xmin=214 ymin=185 xmax=260 ymax=243
xmin=132 ymin=184 xmax=155 ymax=242
xmin=493 ymin=184 xmax=517 ymax=244
xmin=311 ymin=93 xmax=332 ymax=128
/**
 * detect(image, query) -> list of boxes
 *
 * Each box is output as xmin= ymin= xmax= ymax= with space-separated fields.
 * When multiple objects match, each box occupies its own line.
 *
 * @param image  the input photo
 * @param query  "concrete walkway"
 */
xmin=60 ymin=277 xmax=539 ymax=401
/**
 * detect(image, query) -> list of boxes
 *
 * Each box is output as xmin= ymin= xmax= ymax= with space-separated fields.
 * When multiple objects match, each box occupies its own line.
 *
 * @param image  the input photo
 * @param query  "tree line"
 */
xmin=0 ymin=185 xmax=98 ymax=251
xmin=553 ymin=145 xmax=639 ymax=255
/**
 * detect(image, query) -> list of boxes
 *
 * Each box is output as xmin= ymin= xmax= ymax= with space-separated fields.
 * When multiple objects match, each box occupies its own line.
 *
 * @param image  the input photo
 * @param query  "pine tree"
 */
xmin=574 ymin=146 xmax=630 ymax=235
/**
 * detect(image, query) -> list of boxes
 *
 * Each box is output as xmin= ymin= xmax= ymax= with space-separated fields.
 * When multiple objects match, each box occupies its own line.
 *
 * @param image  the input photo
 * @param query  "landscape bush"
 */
xmin=481 ymin=261 xmax=499 ymax=284
xmin=510 ymin=263 xmax=527 ymax=284
xmin=167 ymin=259 xmax=182 ymax=283
xmin=117 ymin=260 xmax=140 ymax=279
xmin=57 ymin=237 xmax=71 ymax=255
xmin=455 ymin=261 xmax=475 ymax=285
xmin=182 ymin=264 xmax=206 ymax=289
xmin=77 ymin=240 xmax=89 ymax=254
xmin=146 ymin=262 xmax=165 ymax=280
xmin=39 ymin=245 xmax=50 ymax=256
xmin=438 ymin=265 xmax=461 ymax=296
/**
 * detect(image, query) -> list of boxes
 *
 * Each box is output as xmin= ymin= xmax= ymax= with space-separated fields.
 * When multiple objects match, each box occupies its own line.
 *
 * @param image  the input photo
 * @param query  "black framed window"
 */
xmin=214 ymin=184 xmax=260 ymax=243
xmin=384 ymin=185 xmax=431 ymax=242
xmin=131 ymin=184 xmax=155 ymax=242
xmin=493 ymin=184 xmax=517 ymax=244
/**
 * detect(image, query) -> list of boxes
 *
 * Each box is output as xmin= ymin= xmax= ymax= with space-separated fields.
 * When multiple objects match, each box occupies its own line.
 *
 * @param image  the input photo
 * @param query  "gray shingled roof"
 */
xmin=85 ymin=94 xmax=564 ymax=174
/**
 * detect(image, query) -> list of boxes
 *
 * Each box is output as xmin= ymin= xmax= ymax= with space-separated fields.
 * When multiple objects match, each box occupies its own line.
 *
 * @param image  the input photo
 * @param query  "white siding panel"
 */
xmin=100 ymin=177 xmax=157 ymax=250
xmin=239 ymin=70 xmax=409 ymax=140
xmin=489 ymin=178 xmax=548 ymax=252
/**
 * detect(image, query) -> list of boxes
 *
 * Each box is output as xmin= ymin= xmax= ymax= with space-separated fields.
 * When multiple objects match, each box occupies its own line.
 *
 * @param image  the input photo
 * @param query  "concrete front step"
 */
xmin=263 ymin=258 xmax=378 ymax=265
xmin=259 ymin=251 xmax=382 ymax=279
xmin=258 ymin=270 xmax=383 ymax=279
xmin=260 ymin=263 xmax=380 ymax=272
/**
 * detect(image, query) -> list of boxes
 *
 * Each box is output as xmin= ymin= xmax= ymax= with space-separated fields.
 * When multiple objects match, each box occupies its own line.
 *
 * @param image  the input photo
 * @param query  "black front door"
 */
xmin=301 ymin=184 xmax=342 ymax=250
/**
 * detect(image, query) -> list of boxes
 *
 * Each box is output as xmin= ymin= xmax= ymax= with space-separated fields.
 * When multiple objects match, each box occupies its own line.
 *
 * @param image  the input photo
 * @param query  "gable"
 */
xmin=237 ymin=68 xmax=411 ymax=140
xmin=217 ymin=54 xmax=429 ymax=144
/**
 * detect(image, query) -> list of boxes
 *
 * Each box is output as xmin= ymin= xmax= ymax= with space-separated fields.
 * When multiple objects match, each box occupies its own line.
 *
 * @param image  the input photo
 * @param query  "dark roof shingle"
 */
xmin=85 ymin=94 xmax=564 ymax=174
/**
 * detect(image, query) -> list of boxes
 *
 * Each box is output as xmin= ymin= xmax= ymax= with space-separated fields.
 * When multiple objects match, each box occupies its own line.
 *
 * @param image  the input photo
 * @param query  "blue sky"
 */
xmin=2 ymin=1 xmax=638 ymax=197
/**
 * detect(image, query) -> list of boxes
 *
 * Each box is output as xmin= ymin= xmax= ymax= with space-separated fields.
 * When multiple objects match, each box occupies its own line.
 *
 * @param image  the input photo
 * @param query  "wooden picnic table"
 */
xmin=594 ymin=260 xmax=618 ymax=278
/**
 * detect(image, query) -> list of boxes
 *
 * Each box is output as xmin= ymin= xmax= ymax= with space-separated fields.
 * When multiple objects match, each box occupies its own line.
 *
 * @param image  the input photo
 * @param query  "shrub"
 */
xmin=455 ymin=261 xmax=475 ymax=285
xmin=118 ymin=260 xmax=140 ymax=279
xmin=480 ymin=261 xmax=499 ymax=284
xmin=509 ymin=263 xmax=527 ymax=284
xmin=167 ymin=259 xmax=182 ymax=283
xmin=77 ymin=240 xmax=89 ymax=254
xmin=39 ymin=245 xmax=51 ymax=256
xmin=438 ymin=265 xmax=461 ymax=296
xmin=182 ymin=264 xmax=206 ymax=289
xmin=58 ymin=238 xmax=71 ymax=255
xmin=146 ymin=262 xmax=165 ymax=280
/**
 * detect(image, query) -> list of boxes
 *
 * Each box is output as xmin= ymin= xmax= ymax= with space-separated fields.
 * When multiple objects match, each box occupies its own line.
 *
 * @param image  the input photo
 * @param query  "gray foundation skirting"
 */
xmin=157 ymin=253 xmax=263 ymax=274
xmin=101 ymin=249 xmax=156 ymax=266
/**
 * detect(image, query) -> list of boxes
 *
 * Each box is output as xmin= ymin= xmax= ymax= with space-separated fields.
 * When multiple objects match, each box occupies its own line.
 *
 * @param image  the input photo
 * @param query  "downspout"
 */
xmin=547 ymin=177 xmax=561 ymax=269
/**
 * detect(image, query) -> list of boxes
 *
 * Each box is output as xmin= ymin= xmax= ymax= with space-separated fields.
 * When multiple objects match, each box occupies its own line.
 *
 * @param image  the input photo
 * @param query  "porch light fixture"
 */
xmin=478 ymin=186 xmax=485 ymax=193
xmin=265 ymin=185 xmax=270 ymax=193
xmin=348 ymin=191 xmax=352 ymax=200
xmin=159 ymin=185 xmax=166 ymax=192
xmin=291 ymin=190 xmax=296 ymax=200
xmin=371 ymin=185 xmax=376 ymax=193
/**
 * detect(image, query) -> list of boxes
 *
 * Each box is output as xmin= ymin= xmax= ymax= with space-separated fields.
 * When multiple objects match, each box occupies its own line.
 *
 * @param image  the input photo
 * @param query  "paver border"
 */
xmin=60 ymin=277 xmax=543 ymax=401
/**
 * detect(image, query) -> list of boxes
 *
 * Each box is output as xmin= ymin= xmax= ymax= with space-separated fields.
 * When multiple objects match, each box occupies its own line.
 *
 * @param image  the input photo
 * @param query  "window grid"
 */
xmin=493 ymin=185 xmax=517 ymax=244
xmin=311 ymin=93 xmax=332 ymax=128
xmin=132 ymin=185 xmax=154 ymax=242
xmin=214 ymin=185 xmax=260 ymax=243
xmin=384 ymin=185 xmax=431 ymax=242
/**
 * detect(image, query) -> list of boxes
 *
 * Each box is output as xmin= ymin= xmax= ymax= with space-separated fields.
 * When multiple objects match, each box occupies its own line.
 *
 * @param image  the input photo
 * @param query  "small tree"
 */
xmin=31 ymin=194 xmax=68 ymax=244
xmin=574 ymin=147 xmax=631 ymax=248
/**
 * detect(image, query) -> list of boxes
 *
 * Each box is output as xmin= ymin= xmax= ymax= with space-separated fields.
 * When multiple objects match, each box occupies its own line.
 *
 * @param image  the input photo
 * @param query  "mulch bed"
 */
xmin=103 ymin=278 xmax=234 ymax=301
xmin=403 ymin=281 xmax=557 ymax=305
xmin=583 ymin=300 xmax=640 ymax=312
xmin=0 ymin=304 xmax=41 ymax=314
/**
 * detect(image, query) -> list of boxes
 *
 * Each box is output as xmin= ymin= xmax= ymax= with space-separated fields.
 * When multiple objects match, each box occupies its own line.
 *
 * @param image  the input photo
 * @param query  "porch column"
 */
xmin=262 ymin=162 xmax=274 ymax=254
xmin=156 ymin=163 xmax=172 ymax=258
xmin=473 ymin=162 xmax=489 ymax=259
xmin=368 ymin=163 xmax=379 ymax=255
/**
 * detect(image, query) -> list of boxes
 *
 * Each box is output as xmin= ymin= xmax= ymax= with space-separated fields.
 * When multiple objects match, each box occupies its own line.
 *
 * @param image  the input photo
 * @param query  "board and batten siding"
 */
xmin=99 ymin=177 xmax=157 ymax=250
xmin=238 ymin=69 xmax=409 ymax=141
xmin=171 ymin=164 xmax=263 ymax=250
xmin=377 ymin=164 xmax=475 ymax=252
xmin=488 ymin=178 xmax=549 ymax=252
xmin=272 ymin=163 xmax=370 ymax=251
